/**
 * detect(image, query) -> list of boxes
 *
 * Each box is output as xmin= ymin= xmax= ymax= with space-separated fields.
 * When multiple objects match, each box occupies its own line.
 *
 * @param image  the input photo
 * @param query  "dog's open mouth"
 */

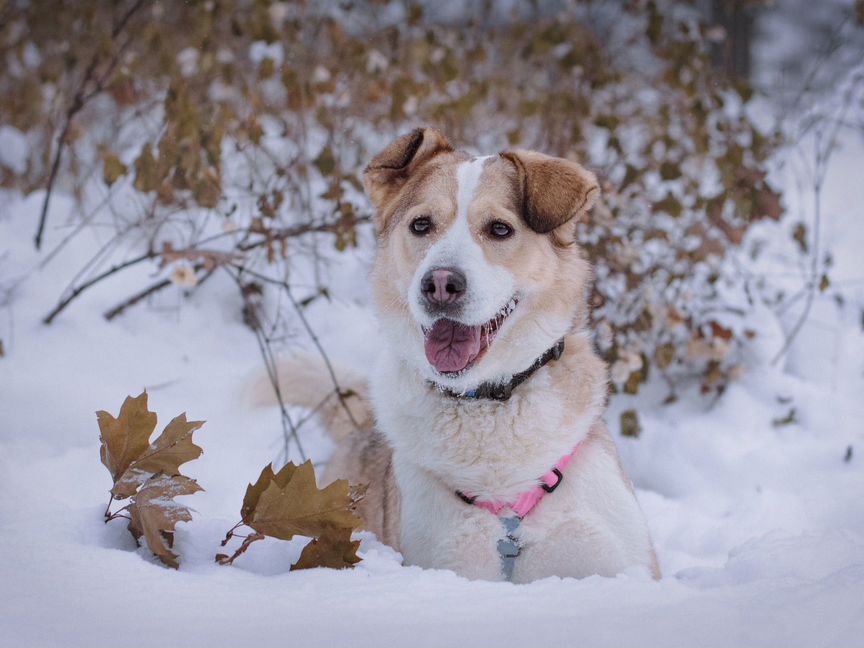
xmin=422 ymin=298 xmax=518 ymax=375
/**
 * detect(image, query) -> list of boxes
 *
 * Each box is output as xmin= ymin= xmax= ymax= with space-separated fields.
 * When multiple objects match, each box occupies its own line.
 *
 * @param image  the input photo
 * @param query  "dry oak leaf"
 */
xmin=128 ymin=473 xmax=203 ymax=569
xmin=97 ymin=391 xmax=204 ymax=499
xmin=244 ymin=460 xmax=365 ymax=541
xmin=290 ymin=528 xmax=361 ymax=571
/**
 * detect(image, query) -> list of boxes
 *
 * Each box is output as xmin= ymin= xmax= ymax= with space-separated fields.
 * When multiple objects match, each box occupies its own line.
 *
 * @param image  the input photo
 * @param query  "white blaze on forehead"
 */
xmin=408 ymin=155 xmax=516 ymax=328
xmin=456 ymin=155 xmax=494 ymax=221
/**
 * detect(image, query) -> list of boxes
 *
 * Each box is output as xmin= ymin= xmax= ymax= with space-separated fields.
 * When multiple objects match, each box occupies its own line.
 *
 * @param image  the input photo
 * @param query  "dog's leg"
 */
xmin=511 ymin=517 xmax=647 ymax=583
xmin=394 ymin=459 xmax=506 ymax=580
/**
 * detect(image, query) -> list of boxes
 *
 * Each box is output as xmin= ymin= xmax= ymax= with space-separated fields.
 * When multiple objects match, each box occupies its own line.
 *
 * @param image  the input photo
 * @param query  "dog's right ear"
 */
xmin=364 ymin=127 xmax=453 ymax=215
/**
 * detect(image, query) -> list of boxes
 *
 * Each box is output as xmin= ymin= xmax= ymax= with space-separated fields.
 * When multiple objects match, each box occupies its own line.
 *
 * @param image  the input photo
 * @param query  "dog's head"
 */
xmin=365 ymin=127 xmax=599 ymax=391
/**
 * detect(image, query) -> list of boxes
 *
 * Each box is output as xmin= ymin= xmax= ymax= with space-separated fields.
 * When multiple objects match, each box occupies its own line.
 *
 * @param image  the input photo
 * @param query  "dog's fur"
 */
xmin=273 ymin=128 xmax=659 ymax=582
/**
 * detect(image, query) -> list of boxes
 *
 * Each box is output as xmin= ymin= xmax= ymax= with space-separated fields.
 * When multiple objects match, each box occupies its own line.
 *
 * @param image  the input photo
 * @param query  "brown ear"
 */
xmin=364 ymin=127 xmax=453 ymax=213
xmin=500 ymin=150 xmax=599 ymax=234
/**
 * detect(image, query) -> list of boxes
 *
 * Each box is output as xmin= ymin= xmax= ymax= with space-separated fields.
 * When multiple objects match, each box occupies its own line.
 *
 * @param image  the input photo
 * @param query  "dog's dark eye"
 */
xmin=410 ymin=216 xmax=433 ymax=236
xmin=489 ymin=221 xmax=513 ymax=239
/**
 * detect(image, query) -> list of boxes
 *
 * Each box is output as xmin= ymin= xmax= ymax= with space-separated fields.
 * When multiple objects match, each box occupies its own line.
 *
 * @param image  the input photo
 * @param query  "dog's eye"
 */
xmin=410 ymin=216 xmax=433 ymax=236
xmin=488 ymin=221 xmax=513 ymax=239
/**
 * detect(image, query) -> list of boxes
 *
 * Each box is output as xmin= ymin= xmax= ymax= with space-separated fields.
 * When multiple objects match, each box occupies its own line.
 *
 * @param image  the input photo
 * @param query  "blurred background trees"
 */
xmin=1 ymin=0 xmax=862 ymax=419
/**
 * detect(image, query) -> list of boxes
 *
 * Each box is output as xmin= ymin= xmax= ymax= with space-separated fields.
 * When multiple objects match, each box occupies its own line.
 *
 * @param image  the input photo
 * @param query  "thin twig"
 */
xmin=231 ymin=263 xmax=365 ymax=436
xmin=103 ymin=279 xmax=172 ymax=321
xmin=215 ymin=531 xmax=265 ymax=565
xmin=285 ymin=287 xmax=365 ymax=434
xmin=103 ymin=264 xmax=216 ymax=321
xmin=43 ymin=249 xmax=156 ymax=324
xmin=772 ymin=131 xmax=825 ymax=366
xmin=220 ymin=520 xmax=245 ymax=547
xmin=253 ymin=320 xmax=307 ymax=462
xmin=224 ymin=266 xmax=306 ymax=462
xmin=43 ymin=216 xmax=370 ymax=324
xmin=236 ymin=214 xmax=371 ymax=251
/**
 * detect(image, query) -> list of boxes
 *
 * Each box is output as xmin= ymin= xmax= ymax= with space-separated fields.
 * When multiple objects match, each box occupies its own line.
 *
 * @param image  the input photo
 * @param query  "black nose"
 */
xmin=421 ymin=268 xmax=467 ymax=305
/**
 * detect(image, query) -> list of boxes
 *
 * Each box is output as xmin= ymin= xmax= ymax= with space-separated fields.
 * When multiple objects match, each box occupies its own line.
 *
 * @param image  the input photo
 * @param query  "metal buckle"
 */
xmin=541 ymin=467 xmax=563 ymax=493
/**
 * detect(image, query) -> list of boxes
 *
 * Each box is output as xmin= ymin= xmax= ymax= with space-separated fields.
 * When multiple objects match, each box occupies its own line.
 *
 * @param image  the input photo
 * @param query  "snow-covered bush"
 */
xmin=0 ymin=0 xmax=785 ymax=407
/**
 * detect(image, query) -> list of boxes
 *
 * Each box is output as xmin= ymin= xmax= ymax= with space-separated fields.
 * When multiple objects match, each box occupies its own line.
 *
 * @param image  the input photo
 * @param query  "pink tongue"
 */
xmin=424 ymin=319 xmax=482 ymax=373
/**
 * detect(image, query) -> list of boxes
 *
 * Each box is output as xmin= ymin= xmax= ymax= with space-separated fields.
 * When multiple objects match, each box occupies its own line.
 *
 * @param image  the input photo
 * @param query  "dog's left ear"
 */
xmin=501 ymin=150 xmax=599 ymax=234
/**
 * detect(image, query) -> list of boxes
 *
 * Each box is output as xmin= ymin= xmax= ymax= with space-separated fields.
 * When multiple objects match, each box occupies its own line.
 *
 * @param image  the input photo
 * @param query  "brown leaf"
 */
xmin=654 ymin=343 xmax=676 ymax=370
xmin=98 ymin=392 xmax=205 ymax=500
xmin=709 ymin=321 xmax=734 ymax=341
xmin=313 ymin=145 xmax=336 ymax=176
xmin=112 ymin=413 xmax=204 ymax=499
xmin=101 ymin=151 xmax=127 ymax=187
xmin=246 ymin=460 xmax=362 ymax=541
xmin=620 ymin=409 xmax=642 ymax=438
xmin=220 ymin=462 xmax=365 ymax=570
xmin=97 ymin=392 xmax=157 ymax=489
xmin=819 ymin=274 xmax=831 ymax=293
xmin=133 ymin=143 xmax=158 ymax=193
xmin=659 ymin=161 xmax=681 ymax=181
xmin=241 ymin=462 xmax=297 ymax=524
xmin=755 ymin=186 xmax=783 ymax=221
xmin=290 ymin=528 xmax=361 ymax=571
xmin=652 ymin=192 xmax=683 ymax=218
xmin=128 ymin=473 xmax=203 ymax=569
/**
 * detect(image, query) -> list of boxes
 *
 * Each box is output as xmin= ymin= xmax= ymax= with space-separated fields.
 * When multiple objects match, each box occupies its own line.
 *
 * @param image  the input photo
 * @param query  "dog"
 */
xmin=273 ymin=128 xmax=660 ymax=582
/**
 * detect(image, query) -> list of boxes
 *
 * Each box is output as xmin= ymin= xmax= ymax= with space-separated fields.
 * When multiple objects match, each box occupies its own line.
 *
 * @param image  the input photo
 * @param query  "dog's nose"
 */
xmin=421 ymin=268 xmax=467 ymax=305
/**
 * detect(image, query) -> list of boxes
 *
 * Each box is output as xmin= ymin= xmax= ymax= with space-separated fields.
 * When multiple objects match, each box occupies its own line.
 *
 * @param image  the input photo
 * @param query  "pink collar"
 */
xmin=456 ymin=443 xmax=582 ymax=519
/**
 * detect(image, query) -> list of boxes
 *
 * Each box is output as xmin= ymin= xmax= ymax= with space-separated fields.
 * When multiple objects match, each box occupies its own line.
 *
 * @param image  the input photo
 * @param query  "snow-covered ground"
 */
xmin=2 ymin=116 xmax=864 ymax=646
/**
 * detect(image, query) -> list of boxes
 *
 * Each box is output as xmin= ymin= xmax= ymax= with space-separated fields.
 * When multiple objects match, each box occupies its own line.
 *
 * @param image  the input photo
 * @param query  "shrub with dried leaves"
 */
xmin=3 ymin=1 xmax=799 ymax=429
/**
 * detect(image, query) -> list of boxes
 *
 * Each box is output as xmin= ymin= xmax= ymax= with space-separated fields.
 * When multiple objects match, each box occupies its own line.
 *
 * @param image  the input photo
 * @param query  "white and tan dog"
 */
xmin=277 ymin=127 xmax=659 ymax=582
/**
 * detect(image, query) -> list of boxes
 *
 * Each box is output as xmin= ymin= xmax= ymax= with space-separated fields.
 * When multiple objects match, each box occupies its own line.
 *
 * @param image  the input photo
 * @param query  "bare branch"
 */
xmin=43 ymin=250 xmax=157 ymax=324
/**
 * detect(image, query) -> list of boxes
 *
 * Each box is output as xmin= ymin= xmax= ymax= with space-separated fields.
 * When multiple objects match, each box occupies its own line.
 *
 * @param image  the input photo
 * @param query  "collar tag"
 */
xmin=497 ymin=516 xmax=522 ymax=581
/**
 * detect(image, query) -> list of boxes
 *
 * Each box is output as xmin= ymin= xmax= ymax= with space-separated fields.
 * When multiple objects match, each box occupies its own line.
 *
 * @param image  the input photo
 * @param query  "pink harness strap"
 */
xmin=458 ymin=443 xmax=582 ymax=519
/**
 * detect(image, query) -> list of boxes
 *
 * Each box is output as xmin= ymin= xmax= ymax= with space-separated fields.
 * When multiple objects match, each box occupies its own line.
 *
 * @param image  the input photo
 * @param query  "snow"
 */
xmin=2 ymin=110 xmax=864 ymax=648
xmin=0 ymin=125 xmax=28 ymax=175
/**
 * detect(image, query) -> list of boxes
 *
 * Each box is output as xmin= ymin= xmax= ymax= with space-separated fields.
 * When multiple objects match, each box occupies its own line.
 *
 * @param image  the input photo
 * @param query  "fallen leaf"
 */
xmin=113 ymin=413 xmax=204 ymax=499
xmin=248 ymin=461 xmax=362 ymax=540
xmin=290 ymin=528 xmax=361 ymax=571
xmin=128 ymin=473 xmax=203 ymax=569
xmin=97 ymin=392 xmax=157 ymax=491
xmin=220 ymin=461 xmax=366 ymax=570
xmin=98 ymin=392 xmax=204 ymax=500
xmin=241 ymin=462 xmax=297 ymax=523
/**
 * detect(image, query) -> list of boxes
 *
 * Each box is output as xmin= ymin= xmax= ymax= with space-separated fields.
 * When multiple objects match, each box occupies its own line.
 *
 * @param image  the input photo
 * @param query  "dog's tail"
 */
xmin=248 ymin=352 xmax=373 ymax=442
